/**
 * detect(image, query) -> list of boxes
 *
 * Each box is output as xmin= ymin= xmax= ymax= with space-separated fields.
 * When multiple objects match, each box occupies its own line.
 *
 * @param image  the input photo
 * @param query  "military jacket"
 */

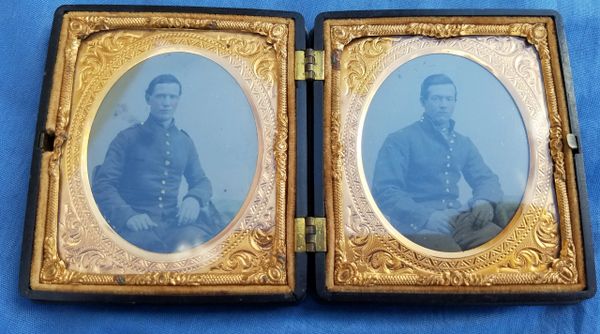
xmin=372 ymin=114 xmax=503 ymax=235
xmin=92 ymin=115 xmax=212 ymax=230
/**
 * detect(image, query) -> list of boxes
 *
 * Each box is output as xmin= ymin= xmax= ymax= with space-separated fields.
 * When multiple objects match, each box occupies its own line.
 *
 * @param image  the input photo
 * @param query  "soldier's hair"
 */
xmin=420 ymin=74 xmax=457 ymax=101
xmin=145 ymin=74 xmax=182 ymax=99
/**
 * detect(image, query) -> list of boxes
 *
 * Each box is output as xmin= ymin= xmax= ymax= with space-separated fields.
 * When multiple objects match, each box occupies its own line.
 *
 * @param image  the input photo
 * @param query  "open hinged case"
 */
xmin=20 ymin=6 xmax=595 ymax=303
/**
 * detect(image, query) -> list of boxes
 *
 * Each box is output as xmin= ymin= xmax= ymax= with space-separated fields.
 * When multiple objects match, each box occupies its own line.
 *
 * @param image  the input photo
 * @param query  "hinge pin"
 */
xmin=295 ymin=49 xmax=324 ymax=81
xmin=294 ymin=217 xmax=326 ymax=252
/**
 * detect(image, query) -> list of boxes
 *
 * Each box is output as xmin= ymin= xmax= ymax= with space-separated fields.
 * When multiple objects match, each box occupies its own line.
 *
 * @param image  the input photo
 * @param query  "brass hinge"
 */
xmin=295 ymin=49 xmax=324 ymax=81
xmin=295 ymin=217 xmax=326 ymax=252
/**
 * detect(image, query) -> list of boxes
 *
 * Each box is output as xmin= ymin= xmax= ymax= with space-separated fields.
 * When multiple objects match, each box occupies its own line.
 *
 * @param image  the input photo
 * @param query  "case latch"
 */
xmin=295 ymin=217 xmax=326 ymax=252
xmin=295 ymin=49 xmax=324 ymax=81
xmin=566 ymin=133 xmax=578 ymax=150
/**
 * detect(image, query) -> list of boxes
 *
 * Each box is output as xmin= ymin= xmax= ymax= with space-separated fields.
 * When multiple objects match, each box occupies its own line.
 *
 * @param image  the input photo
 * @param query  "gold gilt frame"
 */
xmin=29 ymin=11 xmax=297 ymax=296
xmin=323 ymin=16 xmax=586 ymax=294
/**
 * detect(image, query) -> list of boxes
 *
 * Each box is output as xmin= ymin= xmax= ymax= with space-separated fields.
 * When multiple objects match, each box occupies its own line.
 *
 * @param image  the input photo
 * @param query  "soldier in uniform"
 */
xmin=372 ymin=74 xmax=506 ymax=252
xmin=92 ymin=74 xmax=223 ymax=253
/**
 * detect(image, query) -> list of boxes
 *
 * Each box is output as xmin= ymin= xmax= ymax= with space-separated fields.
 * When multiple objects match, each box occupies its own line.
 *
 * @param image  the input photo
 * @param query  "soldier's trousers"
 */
xmin=406 ymin=201 xmax=519 ymax=252
xmin=119 ymin=202 xmax=225 ymax=253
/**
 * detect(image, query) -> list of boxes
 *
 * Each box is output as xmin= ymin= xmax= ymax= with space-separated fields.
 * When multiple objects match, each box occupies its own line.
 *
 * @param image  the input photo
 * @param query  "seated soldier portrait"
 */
xmin=372 ymin=74 xmax=510 ymax=252
xmin=92 ymin=74 xmax=224 ymax=253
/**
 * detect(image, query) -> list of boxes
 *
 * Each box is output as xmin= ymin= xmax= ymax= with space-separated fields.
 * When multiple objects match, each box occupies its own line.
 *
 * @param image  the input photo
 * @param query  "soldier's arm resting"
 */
xmin=372 ymin=135 xmax=436 ymax=233
xmin=182 ymin=136 xmax=212 ymax=207
xmin=462 ymin=137 xmax=503 ymax=206
xmin=92 ymin=131 xmax=139 ymax=230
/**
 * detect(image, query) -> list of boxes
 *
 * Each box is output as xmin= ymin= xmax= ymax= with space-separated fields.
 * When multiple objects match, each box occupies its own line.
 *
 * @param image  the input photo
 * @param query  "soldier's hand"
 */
xmin=178 ymin=197 xmax=201 ymax=225
xmin=425 ymin=209 xmax=459 ymax=234
xmin=472 ymin=200 xmax=494 ymax=228
xmin=126 ymin=214 xmax=158 ymax=231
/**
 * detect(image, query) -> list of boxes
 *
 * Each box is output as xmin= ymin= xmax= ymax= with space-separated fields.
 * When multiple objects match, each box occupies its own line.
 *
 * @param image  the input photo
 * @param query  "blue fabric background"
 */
xmin=1 ymin=1 xmax=598 ymax=333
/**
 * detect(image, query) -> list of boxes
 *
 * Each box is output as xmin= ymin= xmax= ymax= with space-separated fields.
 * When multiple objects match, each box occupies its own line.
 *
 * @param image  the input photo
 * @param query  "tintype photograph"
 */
xmin=87 ymin=52 xmax=258 ymax=254
xmin=325 ymin=15 xmax=589 ymax=296
xmin=362 ymin=54 xmax=528 ymax=252
xmin=23 ymin=9 xmax=298 ymax=298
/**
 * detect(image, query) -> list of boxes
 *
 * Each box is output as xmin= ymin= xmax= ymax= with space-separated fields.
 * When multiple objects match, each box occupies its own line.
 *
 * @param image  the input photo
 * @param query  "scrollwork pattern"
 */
xmin=417 ymin=271 xmax=493 ymax=287
xmin=38 ymin=13 xmax=293 ymax=287
xmin=344 ymin=38 xmax=393 ymax=95
xmin=328 ymin=20 xmax=579 ymax=288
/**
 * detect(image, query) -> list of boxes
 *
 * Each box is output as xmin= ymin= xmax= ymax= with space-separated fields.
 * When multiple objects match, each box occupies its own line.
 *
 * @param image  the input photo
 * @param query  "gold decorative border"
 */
xmin=323 ymin=17 xmax=585 ymax=293
xmin=66 ymin=32 xmax=275 ymax=271
xmin=30 ymin=11 xmax=297 ymax=295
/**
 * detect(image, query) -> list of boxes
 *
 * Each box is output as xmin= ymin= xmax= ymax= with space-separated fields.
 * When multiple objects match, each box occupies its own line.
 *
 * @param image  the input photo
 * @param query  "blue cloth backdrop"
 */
xmin=0 ymin=1 xmax=598 ymax=333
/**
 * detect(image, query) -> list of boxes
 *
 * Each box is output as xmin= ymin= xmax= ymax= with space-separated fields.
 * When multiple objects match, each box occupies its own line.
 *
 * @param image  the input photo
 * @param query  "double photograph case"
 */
xmin=20 ymin=5 xmax=595 ymax=303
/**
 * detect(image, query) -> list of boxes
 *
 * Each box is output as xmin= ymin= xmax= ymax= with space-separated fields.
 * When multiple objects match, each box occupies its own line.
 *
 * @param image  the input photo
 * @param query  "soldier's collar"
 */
xmin=143 ymin=114 xmax=177 ymax=131
xmin=421 ymin=113 xmax=455 ymax=133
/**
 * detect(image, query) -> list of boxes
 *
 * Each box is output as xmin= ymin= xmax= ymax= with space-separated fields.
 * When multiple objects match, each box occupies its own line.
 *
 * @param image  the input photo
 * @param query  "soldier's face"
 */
xmin=147 ymin=83 xmax=181 ymax=123
xmin=422 ymin=84 xmax=456 ymax=125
